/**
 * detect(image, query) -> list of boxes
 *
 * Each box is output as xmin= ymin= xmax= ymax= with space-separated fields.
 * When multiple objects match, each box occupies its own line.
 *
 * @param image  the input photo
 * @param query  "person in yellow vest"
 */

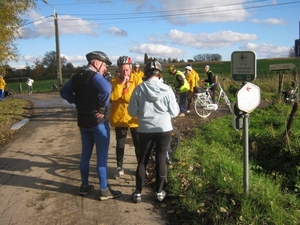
xmin=132 ymin=63 xmax=144 ymax=80
xmin=184 ymin=66 xmax=196 ymax=113
xmin=110 ymin=56 xmax=142 ymax=179
xmin=169 ymin=65 xmax=190 ymax=117
xmin=187 ymin=64 xmax=200 ymax=87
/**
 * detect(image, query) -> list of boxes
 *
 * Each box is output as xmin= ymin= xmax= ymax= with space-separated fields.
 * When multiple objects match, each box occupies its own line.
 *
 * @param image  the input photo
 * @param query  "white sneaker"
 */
xmin=178 ymin=113 xmax=185 ymax=117
xmin=186 ymin=110 xmax=191 ymax=113
xmin=113 ymin=167 xmax=124 ymax=179
xmin=155 ymin=190 xmax=166 ymax=202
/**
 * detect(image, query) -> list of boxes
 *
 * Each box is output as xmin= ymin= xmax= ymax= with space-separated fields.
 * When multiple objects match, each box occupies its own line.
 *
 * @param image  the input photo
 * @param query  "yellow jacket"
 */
xmin=0 ymin=77 xmax=6 ymax=90
xmin=132 ymin=70 xmax=144 ymax=80
xmin=109 ymin=74 xmax=142 ymax=128
xmin=186 ymin=72 xmax=196 ymax=93
xmin=191 ymin=69 xmax=200 ymax=87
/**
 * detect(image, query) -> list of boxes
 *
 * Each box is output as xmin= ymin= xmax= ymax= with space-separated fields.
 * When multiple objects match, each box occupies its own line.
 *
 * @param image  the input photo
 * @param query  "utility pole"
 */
xmin=42 ymin=0 xmax=63 ymax=87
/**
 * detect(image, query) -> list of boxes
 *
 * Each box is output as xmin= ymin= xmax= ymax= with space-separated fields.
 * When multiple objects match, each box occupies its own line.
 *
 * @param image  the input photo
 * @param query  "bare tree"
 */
xmin=288 ymin=46 xmax=295 ymax=57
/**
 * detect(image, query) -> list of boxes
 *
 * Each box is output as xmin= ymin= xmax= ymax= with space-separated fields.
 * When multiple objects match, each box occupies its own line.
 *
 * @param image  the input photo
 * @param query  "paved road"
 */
xmin=0 ymin=93 xmax=168 ymax=225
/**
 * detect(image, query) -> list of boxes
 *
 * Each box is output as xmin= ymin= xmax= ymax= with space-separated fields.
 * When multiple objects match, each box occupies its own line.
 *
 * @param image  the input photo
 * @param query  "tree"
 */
xmin=144 ymin=53 xmax=149 ymax=64
xmin=288 ymin=46 xmax=295 ymax=57
xmin=0 ymin=1 xmax=36 ymax=75
xmin=42 ymin=51 xmax=67 ymax=78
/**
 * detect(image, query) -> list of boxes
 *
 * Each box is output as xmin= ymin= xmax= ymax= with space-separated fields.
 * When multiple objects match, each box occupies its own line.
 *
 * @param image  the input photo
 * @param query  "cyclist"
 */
xmin=169 ymin=65 xmax=190 ymax=117
xmin=203 ymin=65 xmax=216 ymax=102
xmin=60 ymin=50 xmax=122 ymax=200
xmin=132 ymin=62 xmax=144 ymax=80
xmin=128 ymin=60 xmax=179 ymax=203
xmin=109 ymin=56 xmax=142 ymax=179
xmin=184 ymin=66 xmax=196 ymax=113
xmin=187 ymin=64 xmax=200 ymax=87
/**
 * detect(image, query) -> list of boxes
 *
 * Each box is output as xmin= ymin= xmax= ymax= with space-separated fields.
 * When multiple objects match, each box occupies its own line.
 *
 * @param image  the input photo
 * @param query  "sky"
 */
xmin=8 ymin=0 xmax=300 ymax=69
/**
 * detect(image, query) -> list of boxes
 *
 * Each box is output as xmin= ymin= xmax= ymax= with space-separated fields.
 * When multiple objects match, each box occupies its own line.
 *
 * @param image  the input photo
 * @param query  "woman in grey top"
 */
xmin=128 ymin=61 xmax=179 ymax=203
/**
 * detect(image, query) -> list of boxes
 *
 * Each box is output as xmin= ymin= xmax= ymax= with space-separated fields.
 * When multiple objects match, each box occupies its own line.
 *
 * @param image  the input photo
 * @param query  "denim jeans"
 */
xmin=0 ymin=89 xmax=4 ymax=100
xmin=79 ymin=120 xmax=110 ymax=190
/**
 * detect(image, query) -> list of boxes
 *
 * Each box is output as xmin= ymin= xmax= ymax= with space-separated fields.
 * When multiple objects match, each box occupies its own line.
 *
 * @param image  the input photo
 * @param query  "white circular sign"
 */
xmin=237 ymin=83 xmax=260 ymax=113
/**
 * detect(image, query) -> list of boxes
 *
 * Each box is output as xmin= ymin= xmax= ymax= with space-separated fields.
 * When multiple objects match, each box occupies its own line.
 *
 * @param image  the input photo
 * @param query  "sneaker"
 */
xmin=79 ymin=184 xmax=94 ymax=196
xmin=145 ymin=169 xmax=149 ymax=176
xmin=113 ymin=167 xmax=124 ymax=179
xmin=99 ymin=188 xmax=122 ymax=201
xmin=155 ymin=190 xmax=166 ymax=202
xmin=178 ymin=113 xmax=185 ymax=117
xmin=186 ymin=110 xmax=191 ymax=113
xmin=131 ymin=191 xmax=141 ymax=203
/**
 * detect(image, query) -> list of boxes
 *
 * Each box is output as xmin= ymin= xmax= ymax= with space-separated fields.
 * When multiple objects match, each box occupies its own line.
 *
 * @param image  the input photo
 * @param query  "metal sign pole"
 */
xmin=243 ymin=113 xmax=250 ymax=194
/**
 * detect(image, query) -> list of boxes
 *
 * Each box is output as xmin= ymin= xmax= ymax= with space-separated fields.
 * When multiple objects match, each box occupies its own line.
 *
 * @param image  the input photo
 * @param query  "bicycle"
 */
xmin=194 ymin=77 xmax=233 ymax=118
xmin=282 ymin=81 xmax=298 ymax=104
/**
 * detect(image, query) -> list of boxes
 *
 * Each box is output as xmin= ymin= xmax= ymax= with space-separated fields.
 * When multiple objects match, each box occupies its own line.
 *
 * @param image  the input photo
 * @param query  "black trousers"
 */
xmin=135 ymin=131 xmax=171 ymax=193
xmin=115 ymin=127 xmax=139 ymax=168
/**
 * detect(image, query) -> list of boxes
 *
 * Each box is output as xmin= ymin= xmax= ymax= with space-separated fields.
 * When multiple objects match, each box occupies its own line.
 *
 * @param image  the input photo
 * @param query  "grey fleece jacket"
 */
xmin=128 ymin=77 xmax=179 ymax=133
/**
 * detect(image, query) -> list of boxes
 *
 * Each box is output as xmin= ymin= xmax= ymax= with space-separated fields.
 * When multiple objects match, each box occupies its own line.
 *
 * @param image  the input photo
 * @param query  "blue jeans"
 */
xmin=0 ymin=89 xmax=4 ymax=100
xmin=179 ymin=91 xmax=188 ymax=114
xmin=79 ymin=120 xmax=110 ymax=190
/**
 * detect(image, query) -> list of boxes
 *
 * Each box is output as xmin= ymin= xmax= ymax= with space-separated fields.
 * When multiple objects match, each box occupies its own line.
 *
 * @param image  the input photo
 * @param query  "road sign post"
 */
xmin=269 ymin=63 xmax=296 ymax=71
xmin=231 ymin=51 xmax=257 ymax=82
xmin=235 ymin=82 xmax=260 ymax=194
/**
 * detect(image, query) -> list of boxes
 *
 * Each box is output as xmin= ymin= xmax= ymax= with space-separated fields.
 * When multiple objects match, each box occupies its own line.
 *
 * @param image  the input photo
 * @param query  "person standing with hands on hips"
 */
xmin=60 ymin=51 xmax=122 ymax=200
xmin=203 ymin=65 xmax=216 ymax=102
xmin=128 ymin=61 xmax=179 ymax=203
xmin=110 ymin=56 xmax=142 ymax=179
xmin=169 ymin=65 xmax=190 ymax=117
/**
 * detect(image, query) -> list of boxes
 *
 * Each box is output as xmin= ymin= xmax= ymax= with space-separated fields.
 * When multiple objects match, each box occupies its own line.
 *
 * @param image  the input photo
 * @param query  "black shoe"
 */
xmin=79 ymin=184 xmax=94 ymax=196
xmin=99 ymin=188 xmax=122 ymax=201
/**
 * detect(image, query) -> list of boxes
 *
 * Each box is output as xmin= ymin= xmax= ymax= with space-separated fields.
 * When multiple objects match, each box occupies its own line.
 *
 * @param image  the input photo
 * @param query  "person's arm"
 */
xmin=127 ymin=87 xmax=139 ymax=117
xmin=93 ymin=74 xmax=111 ymax=107
xmin=168 ymin=89 xmax=180 ymax=118
xmin=60 ymin=79 xmax=76 ymax=104
xmin=175 ymin=75 xmax=184 ymax=88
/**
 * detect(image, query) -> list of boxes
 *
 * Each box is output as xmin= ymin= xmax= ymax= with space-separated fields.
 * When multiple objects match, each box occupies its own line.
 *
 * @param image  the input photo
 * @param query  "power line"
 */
xmin=22 ymin=0 xmax=300 ymax=28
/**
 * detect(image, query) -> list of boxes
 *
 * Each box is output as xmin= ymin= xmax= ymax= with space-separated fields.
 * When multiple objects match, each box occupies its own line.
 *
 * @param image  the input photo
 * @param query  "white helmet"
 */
xmin=185 ymin=66 xmax=192 ymax=71
xmin=134 ymin=62 xmax=140 ymax=68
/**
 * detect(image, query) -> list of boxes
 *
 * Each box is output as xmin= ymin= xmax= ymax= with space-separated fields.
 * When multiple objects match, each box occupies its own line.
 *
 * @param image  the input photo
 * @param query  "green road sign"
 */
xmin=231 ymin=51 xmax=257 ymax=82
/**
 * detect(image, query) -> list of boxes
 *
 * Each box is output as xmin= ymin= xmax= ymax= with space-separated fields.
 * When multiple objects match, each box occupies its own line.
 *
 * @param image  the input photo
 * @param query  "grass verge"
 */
xmin=0 ymin=98 xmax=32 ymax=146
xmin=168 ymin=103 xmax=300 ymax=224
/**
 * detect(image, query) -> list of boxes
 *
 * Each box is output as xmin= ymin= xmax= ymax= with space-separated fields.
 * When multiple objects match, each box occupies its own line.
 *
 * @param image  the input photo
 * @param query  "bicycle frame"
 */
xmin=194 ymin=78 xmax=232 ymax=118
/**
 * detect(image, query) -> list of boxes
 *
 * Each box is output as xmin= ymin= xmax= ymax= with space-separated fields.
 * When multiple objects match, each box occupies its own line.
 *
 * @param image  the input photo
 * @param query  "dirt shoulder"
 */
xmin=0 ymin=93 xmax=168 ymax=225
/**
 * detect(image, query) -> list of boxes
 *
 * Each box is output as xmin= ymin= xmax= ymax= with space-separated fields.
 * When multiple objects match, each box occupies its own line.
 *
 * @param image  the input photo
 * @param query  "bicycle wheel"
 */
xmin=194 ymin=97 xmax=213 ymax=118
xmin=170 ymin=127 xmax=180 ymax=151
xmin=224 ymin=94 xmax=233 ymax=113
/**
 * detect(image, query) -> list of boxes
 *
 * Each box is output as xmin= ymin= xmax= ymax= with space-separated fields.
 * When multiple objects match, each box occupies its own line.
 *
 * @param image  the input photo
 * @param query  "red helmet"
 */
xmin=117 ymin=56 xmax=133 ymax=66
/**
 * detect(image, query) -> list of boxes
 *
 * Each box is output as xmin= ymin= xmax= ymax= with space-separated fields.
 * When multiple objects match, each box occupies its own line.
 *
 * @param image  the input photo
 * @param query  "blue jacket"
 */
xmin=128 ymin=77 xmax=179 ymax=133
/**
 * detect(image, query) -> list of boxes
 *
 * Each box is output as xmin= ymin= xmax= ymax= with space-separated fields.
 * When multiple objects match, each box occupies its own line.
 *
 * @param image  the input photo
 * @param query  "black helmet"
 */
xmin=86 ymin=51 xmax=112 ymax=65
xmin=144 ymin=61 xmax=162 ymax=74
xmin=117 ymin=56 xmax=133 ymax=66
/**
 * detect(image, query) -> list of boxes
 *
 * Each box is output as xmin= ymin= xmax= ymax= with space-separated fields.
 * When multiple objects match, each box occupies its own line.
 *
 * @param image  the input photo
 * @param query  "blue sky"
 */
xmin=8 ymin=0 xmax=300 ymax=69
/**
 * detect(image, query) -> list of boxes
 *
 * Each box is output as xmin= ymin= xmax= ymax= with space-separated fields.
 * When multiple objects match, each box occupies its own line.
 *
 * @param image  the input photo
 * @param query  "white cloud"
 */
xmin=159 ymin=0 xmax=250 ymax=25
xmin=108 ymin=27 xmax=128 ymax=37
xmin=241 ymin=43 xmax=290 ymax=58
xmin=251 ymin=18 xmax=287 ymax=25
xmin=166 ymin=29 xmax=258 ymax=49
xmin=18 ymin=10 xmax=99 ymax=39
xmin=129 ymin=43 xmax=185 ymax=58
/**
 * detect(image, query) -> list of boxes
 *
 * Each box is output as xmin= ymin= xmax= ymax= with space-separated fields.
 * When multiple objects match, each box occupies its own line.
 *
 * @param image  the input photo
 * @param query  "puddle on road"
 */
xmin=11 ymin=118 xmax=29 ymax=130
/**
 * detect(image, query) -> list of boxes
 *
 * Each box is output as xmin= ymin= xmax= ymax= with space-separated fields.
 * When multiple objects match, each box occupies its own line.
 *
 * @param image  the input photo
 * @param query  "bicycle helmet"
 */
xmin=117 ymin=56 xmax=133 ymax=66
xmin=185 ymin=66 xmax=192 ymax=71
xmin=169 ymin=65 xmax=175 ymax=74
xmin=134 ymin=62 xmax=140 ymax=68
xmin=144 ymin=61 xmax=162 ymax=74
xmin=86 ymin=51 xmax=112 ymax=65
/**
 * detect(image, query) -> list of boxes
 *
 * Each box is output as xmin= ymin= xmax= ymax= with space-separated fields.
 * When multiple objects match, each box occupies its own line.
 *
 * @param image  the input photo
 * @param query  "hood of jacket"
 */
xmin=139 ymin=78 xmax=170 ymax=102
